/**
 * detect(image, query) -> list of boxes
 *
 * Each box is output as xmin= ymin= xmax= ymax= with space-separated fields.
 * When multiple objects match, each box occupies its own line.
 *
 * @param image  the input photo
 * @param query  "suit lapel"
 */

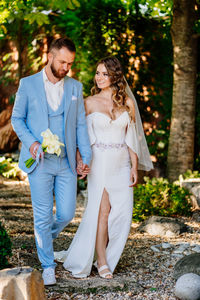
xmin=63 ymin=76 xmax=73 ymax=124
xmin=36 ymin=70 xmax=48 ymax=117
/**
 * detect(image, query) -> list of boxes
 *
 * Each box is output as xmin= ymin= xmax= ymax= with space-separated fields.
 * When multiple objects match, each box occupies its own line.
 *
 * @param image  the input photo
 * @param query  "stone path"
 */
xmin=1 ymin=177 xmax=200 ymax=299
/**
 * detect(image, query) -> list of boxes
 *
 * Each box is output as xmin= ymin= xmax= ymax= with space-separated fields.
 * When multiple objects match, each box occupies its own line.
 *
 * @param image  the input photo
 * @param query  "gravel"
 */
xmin=1 ymin=177 xmax=200 ymax=299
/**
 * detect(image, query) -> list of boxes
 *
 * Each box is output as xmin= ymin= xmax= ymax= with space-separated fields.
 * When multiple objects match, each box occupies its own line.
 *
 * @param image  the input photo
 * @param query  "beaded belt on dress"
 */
xmin=94 ymin=142 xmax=127 ymax=150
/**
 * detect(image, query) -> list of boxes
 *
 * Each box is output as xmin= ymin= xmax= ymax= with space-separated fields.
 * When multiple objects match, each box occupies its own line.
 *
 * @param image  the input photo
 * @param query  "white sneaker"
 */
xmin=42 ymin=267 xmax=56 ymax=285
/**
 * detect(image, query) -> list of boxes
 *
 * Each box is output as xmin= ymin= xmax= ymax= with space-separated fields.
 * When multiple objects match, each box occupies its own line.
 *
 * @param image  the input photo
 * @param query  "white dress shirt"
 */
xmin=43 ymin=68 xmax=64 ymax=111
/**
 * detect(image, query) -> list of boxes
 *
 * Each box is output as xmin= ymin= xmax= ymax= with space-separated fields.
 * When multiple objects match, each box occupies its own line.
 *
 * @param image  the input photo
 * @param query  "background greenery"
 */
xmin=1 ymin=0 xmax=199 ymax=172
xmin=133 ymin=176 xmax=192 ymax=222
xmin=0 ymin=1 xmax=199 ymax=181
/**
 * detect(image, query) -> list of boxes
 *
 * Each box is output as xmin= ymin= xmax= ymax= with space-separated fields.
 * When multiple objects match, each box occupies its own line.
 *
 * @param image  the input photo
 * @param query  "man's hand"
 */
xmin=77 ymin=161 xmax=90 ymax=179
xmin=29 ymin=142 xmax=40 ymax=159
xmin=76 ymin=148 xmax=90 ymax=178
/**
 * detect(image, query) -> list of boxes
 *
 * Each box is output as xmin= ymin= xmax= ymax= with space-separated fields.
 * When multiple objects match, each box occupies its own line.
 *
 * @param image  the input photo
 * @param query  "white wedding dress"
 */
xmin=54 ymin=111 xmax=139 ymax=277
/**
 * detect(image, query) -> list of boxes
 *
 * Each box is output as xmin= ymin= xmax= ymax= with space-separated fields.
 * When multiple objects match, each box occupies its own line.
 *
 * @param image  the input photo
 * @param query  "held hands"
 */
xmin=129 ymin=167 xmax=138 ymax=187
xmin=76 ymin=149 xmax=90 ymax=179
xmin=77 ymin=160 xmax=90 ymax=179
xmin=76 ymin=148 xmax=90 ymax=179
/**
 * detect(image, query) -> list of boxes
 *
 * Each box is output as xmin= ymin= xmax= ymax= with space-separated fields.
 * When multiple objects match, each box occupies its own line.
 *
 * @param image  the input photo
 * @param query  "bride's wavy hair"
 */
xmin=91 ymin=56 xmax=128 ymax=111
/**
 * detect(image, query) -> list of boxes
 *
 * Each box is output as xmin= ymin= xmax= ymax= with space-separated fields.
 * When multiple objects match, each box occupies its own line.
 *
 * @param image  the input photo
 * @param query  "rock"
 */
xmin=172 ymin=254 xmax=184 ymax=259
xmin=150 ymin=245 xmax=160 ymax=252
xmin=184 ymin=250 xmax=193 ymax=256
xmin=181 ymin=178 xmax=200 ymax=209
xmin=48 ymin=276 xmax=142 ymax=294
xmin=174 ymin=253 xmax=200 ymax=280
xmin=192 ymin=245 xmax=200 ymax=253
xmin=0 ymin=106 xmax=12 ymax=127
xmin=137 ymin=216 xmax=188 ymax=237
xmin=192 ymin=210 xmax=200 ymax=222
xmin=16 ymin=169 xmax=27 ymax=181
xmin=175 ymin=273 xmax=200 ymax=300
xmin=0 ymin=267 xmax=46 ymax=300
xmin=0 ymin=120 xmax=19 ymax=152
xmin=173 ymin=243 xmax=190 ymax=254
xmin=162 ymin=242 xmax=172 ymax=249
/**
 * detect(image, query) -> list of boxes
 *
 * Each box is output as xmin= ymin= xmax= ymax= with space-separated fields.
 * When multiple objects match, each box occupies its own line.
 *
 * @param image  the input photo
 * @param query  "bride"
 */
xmin=54 ymin=56 xmax=153 ymax=279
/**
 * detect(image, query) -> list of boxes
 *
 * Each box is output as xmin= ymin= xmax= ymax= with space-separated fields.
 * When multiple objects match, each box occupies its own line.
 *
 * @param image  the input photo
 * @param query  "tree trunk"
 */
xmin=167 ymin=0 xmax=198 ymax=181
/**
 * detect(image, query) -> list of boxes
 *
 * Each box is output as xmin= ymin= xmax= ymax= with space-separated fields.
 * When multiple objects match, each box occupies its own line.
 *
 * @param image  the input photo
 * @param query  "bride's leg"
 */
xmin=95 ymin=188 xmax=112 ymax=278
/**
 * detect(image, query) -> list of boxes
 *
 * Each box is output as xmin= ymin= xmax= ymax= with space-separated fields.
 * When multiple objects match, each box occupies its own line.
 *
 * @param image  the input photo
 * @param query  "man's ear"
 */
xmin=48 ymin=52 xmax=53 ymax=62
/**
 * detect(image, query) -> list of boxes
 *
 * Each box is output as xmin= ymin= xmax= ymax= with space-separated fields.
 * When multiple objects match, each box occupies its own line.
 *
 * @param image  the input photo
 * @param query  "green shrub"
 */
xmin=0 ymin=222 xmax=12 ymax=269
xmin=78 ymin=178 xmax=87 ymax=190
xmin=133 ymin=177 xmax=192 ymax=222
xmin=0 ymin=156 xmax=21 ymax=179
xmin=181 ymin=169 xmax=200 ymax=179
xmin=77 ymin=178 xmax=87 ymax=195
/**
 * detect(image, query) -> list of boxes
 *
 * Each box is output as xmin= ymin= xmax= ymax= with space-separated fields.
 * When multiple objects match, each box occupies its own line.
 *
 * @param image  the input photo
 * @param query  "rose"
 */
xmin=25 ymin=129 xmax=64 ymax=168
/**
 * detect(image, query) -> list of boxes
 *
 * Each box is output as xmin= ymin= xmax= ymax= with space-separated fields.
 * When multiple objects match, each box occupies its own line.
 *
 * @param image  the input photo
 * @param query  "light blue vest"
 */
xmin=47 ymin=99 xmax=67 ymax=158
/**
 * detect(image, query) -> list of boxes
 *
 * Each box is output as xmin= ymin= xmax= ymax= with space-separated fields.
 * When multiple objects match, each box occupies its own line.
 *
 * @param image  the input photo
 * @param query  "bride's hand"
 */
xmin=77 ymin=164 xmax=90 ymax=179
xmin=129 ymin=168 xmax=138 ymax=187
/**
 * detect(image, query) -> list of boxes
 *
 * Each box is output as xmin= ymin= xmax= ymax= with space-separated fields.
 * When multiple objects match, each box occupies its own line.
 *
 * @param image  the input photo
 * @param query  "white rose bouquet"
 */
xmin=25 ymin=129 xmax=64 ymax=168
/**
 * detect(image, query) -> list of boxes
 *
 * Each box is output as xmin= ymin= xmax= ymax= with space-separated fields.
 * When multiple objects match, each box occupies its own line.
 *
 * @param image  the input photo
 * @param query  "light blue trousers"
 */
xmin=28 ymin=154 xmax=77 ymax=269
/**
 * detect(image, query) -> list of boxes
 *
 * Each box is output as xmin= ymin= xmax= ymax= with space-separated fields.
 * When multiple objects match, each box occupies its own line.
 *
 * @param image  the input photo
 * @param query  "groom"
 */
xmin=11 ymin=37 xmax=91 ymax=285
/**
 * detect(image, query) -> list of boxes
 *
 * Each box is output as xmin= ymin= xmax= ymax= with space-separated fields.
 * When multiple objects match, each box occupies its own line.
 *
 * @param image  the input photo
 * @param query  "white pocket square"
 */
xmin=72 ymin=95 xmax=78 ymax=101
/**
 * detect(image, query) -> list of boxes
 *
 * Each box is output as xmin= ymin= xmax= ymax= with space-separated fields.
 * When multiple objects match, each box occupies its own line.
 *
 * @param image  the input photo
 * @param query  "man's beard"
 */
xmin=50 ymin=61 xmax=67 ymax=79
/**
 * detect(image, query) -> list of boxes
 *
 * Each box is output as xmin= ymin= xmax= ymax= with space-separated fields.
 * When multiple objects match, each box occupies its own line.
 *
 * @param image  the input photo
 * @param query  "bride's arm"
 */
xmin=126 ymin=97 xmax=138 ymax=187
xmin=129 ymin=149 xmax=138 ymax=187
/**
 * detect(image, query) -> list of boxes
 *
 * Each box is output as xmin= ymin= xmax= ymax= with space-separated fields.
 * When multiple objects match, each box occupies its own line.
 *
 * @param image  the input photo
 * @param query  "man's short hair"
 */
xmin=49 ymin=37 xmax=76 ymax=53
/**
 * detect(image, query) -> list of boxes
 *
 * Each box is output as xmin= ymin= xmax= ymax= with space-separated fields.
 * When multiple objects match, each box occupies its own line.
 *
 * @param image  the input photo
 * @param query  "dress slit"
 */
xmin=95 ymin=187 xmax=111 ymax=246
xmin=98 ymin=187 xmax=111 ymax=217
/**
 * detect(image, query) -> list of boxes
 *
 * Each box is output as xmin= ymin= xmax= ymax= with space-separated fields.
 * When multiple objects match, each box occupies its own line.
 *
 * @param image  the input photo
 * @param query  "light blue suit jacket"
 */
xmin=11 ymin=70 xmax=92 ymax=174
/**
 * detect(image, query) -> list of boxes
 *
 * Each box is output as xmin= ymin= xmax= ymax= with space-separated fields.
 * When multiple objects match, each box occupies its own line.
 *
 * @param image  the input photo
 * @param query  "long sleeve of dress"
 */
xmin=86 ymin=115 xmax=96 ymax=146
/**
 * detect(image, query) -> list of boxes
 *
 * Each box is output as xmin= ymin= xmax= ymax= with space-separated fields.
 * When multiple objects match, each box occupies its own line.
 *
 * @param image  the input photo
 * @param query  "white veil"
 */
xmin=125 ymin=79 xmax=153 ymax=171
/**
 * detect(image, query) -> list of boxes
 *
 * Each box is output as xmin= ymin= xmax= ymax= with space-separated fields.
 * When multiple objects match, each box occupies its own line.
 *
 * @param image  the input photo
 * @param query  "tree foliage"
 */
xmin=0 ymin=0 xmax=199 ymax=171
xmin=56 ymin=0 xmax=173 ymax=167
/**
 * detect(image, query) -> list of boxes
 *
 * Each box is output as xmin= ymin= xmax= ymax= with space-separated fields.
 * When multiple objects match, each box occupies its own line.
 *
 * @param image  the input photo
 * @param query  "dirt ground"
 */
xmin=1 ymin=176 xmax=200 ymax=300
